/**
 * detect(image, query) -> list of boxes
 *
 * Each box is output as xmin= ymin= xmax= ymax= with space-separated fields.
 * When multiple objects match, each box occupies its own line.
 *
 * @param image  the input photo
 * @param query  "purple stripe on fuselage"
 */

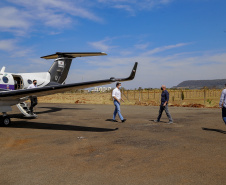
xmin=0 ymin=84 xmax=15 ymax=90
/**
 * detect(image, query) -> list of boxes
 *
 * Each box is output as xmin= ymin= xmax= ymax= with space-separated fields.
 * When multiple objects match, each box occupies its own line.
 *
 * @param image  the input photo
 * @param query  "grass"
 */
xmin=38 ymin=89 xmax=222 ymax=108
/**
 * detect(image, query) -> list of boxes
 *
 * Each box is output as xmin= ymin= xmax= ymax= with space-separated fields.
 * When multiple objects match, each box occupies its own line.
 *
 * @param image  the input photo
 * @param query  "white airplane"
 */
xmin=0 ymin=52 xmax=138 ymax=126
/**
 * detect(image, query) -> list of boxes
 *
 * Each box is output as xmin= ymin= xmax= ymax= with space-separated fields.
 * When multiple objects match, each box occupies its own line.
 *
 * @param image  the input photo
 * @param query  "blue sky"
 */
xmin=0 ymin=0 xmax=226 ymax=89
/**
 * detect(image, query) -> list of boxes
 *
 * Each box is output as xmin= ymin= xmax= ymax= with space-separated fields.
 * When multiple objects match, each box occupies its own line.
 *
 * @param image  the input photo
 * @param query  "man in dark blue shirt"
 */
xmin=154 ymin=85 xmax=173 ymax=124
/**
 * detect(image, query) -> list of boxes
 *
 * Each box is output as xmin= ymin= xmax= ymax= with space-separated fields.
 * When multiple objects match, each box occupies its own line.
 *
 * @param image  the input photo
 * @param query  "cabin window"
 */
xmin=2 ymin=76 xmax=8 ymax=83
xmin=28 ymin=79 xmax=32 ymax=84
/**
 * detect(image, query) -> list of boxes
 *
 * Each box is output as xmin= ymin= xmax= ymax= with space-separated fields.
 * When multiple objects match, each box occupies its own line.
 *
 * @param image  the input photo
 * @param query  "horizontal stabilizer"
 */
xmin=41 ymin=52 xmax=107 ymax=59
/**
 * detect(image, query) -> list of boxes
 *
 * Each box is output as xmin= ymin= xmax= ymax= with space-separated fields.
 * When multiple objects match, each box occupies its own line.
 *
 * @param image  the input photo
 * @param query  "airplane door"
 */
xmin=12 ymin=75 xmax=24 ymax=90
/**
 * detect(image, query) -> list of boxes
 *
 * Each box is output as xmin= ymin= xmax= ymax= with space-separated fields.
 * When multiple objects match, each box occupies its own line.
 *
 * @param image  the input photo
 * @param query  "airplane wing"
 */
xmin=41 ymin=52 xmax=107 ymax=59
xmin=0 ymin=62 xmax=138 ymax=101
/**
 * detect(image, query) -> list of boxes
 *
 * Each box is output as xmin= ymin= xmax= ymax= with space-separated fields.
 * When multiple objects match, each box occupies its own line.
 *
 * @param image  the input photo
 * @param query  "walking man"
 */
xmin=154 ymin=85 xmax=173 ymax=124
xmin=28 ymin=80 xmax=38 ymax=114
xmin=219 ymin=84 xmax=226 ymax=125
xmin=112 ymin=82 xmax=126 ymax=122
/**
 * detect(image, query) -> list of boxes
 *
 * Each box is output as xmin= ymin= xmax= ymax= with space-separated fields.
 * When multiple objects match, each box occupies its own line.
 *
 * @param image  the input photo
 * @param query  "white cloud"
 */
xmin=0 ymin=6 xmax=30 ymax=35
xmin=66 ymin=46 xmax=226 ymax=88
xmin=120 ymin=50 xmax=133 ymax=56
xmin=11 ymin=48 xmax=33 ymax=58
xmin=113 ymin=4 xmax=135 ymax=15
xmin=0 ymin=0 xmax=103 ymax=35
xmin=10 ymin=0 xmax=103 ymax=23
xmin=0 ymin=0 xmax=174 ymax=35
xmin=89 ymin=38 xmax=117 ymax=51
xmin=0 ymin=39 xmax=17 ymax=51
xmin=97 ymin=0 xmax=174 ymax=14
xmin=135 ymin=43 xmax=150 ymax=50
xmin=0 ymin=7 xmax=29 ymax=29
xmin=0 ymin=39 xmax=33 ymax=57
xmin=143 ymin=43 xmax=191 ymax=55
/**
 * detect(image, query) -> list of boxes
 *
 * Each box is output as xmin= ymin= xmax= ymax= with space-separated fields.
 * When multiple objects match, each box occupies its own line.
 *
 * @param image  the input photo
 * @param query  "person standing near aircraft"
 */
xmin=154 ymin=85 xmax=173 ymax=124
xmin=28 ymin=80 xmax=38 ymax=114
xmin=112 ymin=82 xmax=126 ymax=122
xmin=219 ymin=84 xmax=226 ymax=125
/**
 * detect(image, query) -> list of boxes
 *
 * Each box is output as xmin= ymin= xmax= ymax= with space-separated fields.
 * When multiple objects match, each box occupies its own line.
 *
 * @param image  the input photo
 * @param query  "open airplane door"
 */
xmin=12 ymin=75 xmax=24 ymax=90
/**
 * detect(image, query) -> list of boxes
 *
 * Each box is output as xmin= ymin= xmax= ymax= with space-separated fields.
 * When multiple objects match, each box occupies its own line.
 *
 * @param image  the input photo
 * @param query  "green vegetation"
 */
xmin=181 ymin=91 xmax=185 ymax=100
xmin=207 ymin=99 xmax=212 ymax=105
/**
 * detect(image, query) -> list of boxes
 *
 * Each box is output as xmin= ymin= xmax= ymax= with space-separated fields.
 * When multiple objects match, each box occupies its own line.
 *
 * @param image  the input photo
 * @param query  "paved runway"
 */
xmin=0 ymin=104 xmax=225 ymax=185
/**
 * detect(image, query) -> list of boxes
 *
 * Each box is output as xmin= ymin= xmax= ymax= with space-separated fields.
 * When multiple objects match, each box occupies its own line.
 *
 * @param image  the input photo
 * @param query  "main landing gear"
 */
xmin=1 ymin=112 xmax=11 ymax=127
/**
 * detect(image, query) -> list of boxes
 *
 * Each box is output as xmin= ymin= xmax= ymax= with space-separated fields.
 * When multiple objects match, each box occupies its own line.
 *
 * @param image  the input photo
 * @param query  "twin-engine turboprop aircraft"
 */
xmin=0 ymin=52 xmax=138 ymax=126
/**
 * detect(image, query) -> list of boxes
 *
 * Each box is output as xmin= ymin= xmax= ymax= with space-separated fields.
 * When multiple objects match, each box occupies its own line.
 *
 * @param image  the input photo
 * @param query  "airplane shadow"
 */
xmin=10 ymin=106 xmax=93 ymax=119
xmin=202 ymin=127 xmax=226 ymax=134
xmin=35 ymin=106 xmax=93 ymax=114
xmin=11 ymin=120 xmax=118 ymax=132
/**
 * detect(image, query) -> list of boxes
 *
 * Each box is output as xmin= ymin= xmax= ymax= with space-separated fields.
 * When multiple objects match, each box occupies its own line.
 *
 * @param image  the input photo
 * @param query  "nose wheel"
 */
xmin=1 ymin=113 xmax=11 ymax=127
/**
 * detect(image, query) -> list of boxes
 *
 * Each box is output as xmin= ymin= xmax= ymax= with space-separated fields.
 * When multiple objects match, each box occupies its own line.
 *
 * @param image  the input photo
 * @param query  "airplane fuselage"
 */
xmin=0 ymin=57 xmax=69 ymax=91
xmin=0 ymin=71 xmax=50 ymax=91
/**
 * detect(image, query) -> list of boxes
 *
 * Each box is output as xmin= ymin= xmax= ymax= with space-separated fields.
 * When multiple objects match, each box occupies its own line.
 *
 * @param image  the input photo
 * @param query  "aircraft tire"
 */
xmin=1 ymin=116 xmax=11 ymax=127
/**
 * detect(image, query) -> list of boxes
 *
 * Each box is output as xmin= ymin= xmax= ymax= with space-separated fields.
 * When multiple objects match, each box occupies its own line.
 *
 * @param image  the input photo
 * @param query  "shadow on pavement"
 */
xmin=10 ymin=106 xmax=93 ymax=119
xmin=106 ymin=119 xmax=115 ymax=122
xmin=202 ymin=127 xmax=226 ymax=134
xmin=149 ymin=120 xmax=164 ymax=123
xmin=36 ymin=106 xmax=93 ymax=114
xmin=11 ymin=121 xmax=118 ymax=132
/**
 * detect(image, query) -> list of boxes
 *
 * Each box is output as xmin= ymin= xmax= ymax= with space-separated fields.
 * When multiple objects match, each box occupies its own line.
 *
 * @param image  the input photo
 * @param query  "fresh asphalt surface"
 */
xmin=0 ymin=103 xmax=225 ymax=185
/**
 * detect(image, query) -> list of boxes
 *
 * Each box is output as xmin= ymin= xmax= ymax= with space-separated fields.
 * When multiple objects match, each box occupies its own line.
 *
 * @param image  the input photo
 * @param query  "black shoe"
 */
xmin=121 ymin=119 xmax=127 ymax=123
xmin=112 ymin=119 xmax=118 ymax=122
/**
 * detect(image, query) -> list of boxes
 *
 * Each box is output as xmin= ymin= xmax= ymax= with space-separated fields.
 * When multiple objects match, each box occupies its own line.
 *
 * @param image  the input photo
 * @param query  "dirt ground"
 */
xmin=0 ymin=104 xmax=225 ymax=185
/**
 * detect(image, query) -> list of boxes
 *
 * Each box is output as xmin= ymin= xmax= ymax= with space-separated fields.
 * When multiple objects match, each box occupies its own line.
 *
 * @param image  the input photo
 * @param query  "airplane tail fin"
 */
xmin=48 ymin=57 xmax=72 ymax=84
xmin=41 ymin=52 xmax=107 ymax=84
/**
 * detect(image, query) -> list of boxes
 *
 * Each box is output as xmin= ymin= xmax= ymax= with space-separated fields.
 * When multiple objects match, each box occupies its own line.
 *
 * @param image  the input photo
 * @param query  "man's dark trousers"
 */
xmin=157 ymin=104 xmax=173 ymax=122
xmin=222 ymin=107 xmax=226 ymax=125
xmin=30 ymin=96 xmax=38 ymax=113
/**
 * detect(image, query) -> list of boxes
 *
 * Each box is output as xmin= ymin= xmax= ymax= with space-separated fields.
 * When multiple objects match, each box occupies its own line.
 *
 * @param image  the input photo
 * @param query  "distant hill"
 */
xmin=174 ymin=79 xmax=226 ymax=89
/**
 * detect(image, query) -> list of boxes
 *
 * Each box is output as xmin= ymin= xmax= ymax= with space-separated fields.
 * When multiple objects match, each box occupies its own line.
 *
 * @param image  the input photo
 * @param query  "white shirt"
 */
xmin=219 ymin=89 xmax=226 ymax=108
xmin=28 ymin=84 xmax=37 ymax=89
xmin=112 ymin=87 xmax=121 ymax=100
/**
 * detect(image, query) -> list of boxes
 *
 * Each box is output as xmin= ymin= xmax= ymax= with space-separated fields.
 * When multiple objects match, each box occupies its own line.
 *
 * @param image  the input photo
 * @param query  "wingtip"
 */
xmin=134 ymin=62 xmax=138 ymax=70
xmin=129 ymin=62 xmax=138 ymax=80
xmin=114 ymin=62 xmax=138 ymax=82
xmin=101 ymin=52 xmax=107 ymax=55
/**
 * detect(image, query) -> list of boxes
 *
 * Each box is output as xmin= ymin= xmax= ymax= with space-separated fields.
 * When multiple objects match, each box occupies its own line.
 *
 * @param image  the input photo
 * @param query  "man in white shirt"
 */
xmin=219 ymin=84 xmax=226 ymax=125
xmin=28 ymin=80 xmax=38 ymax=114
xmin=112 ymin=82 xmax=126 ymax=122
